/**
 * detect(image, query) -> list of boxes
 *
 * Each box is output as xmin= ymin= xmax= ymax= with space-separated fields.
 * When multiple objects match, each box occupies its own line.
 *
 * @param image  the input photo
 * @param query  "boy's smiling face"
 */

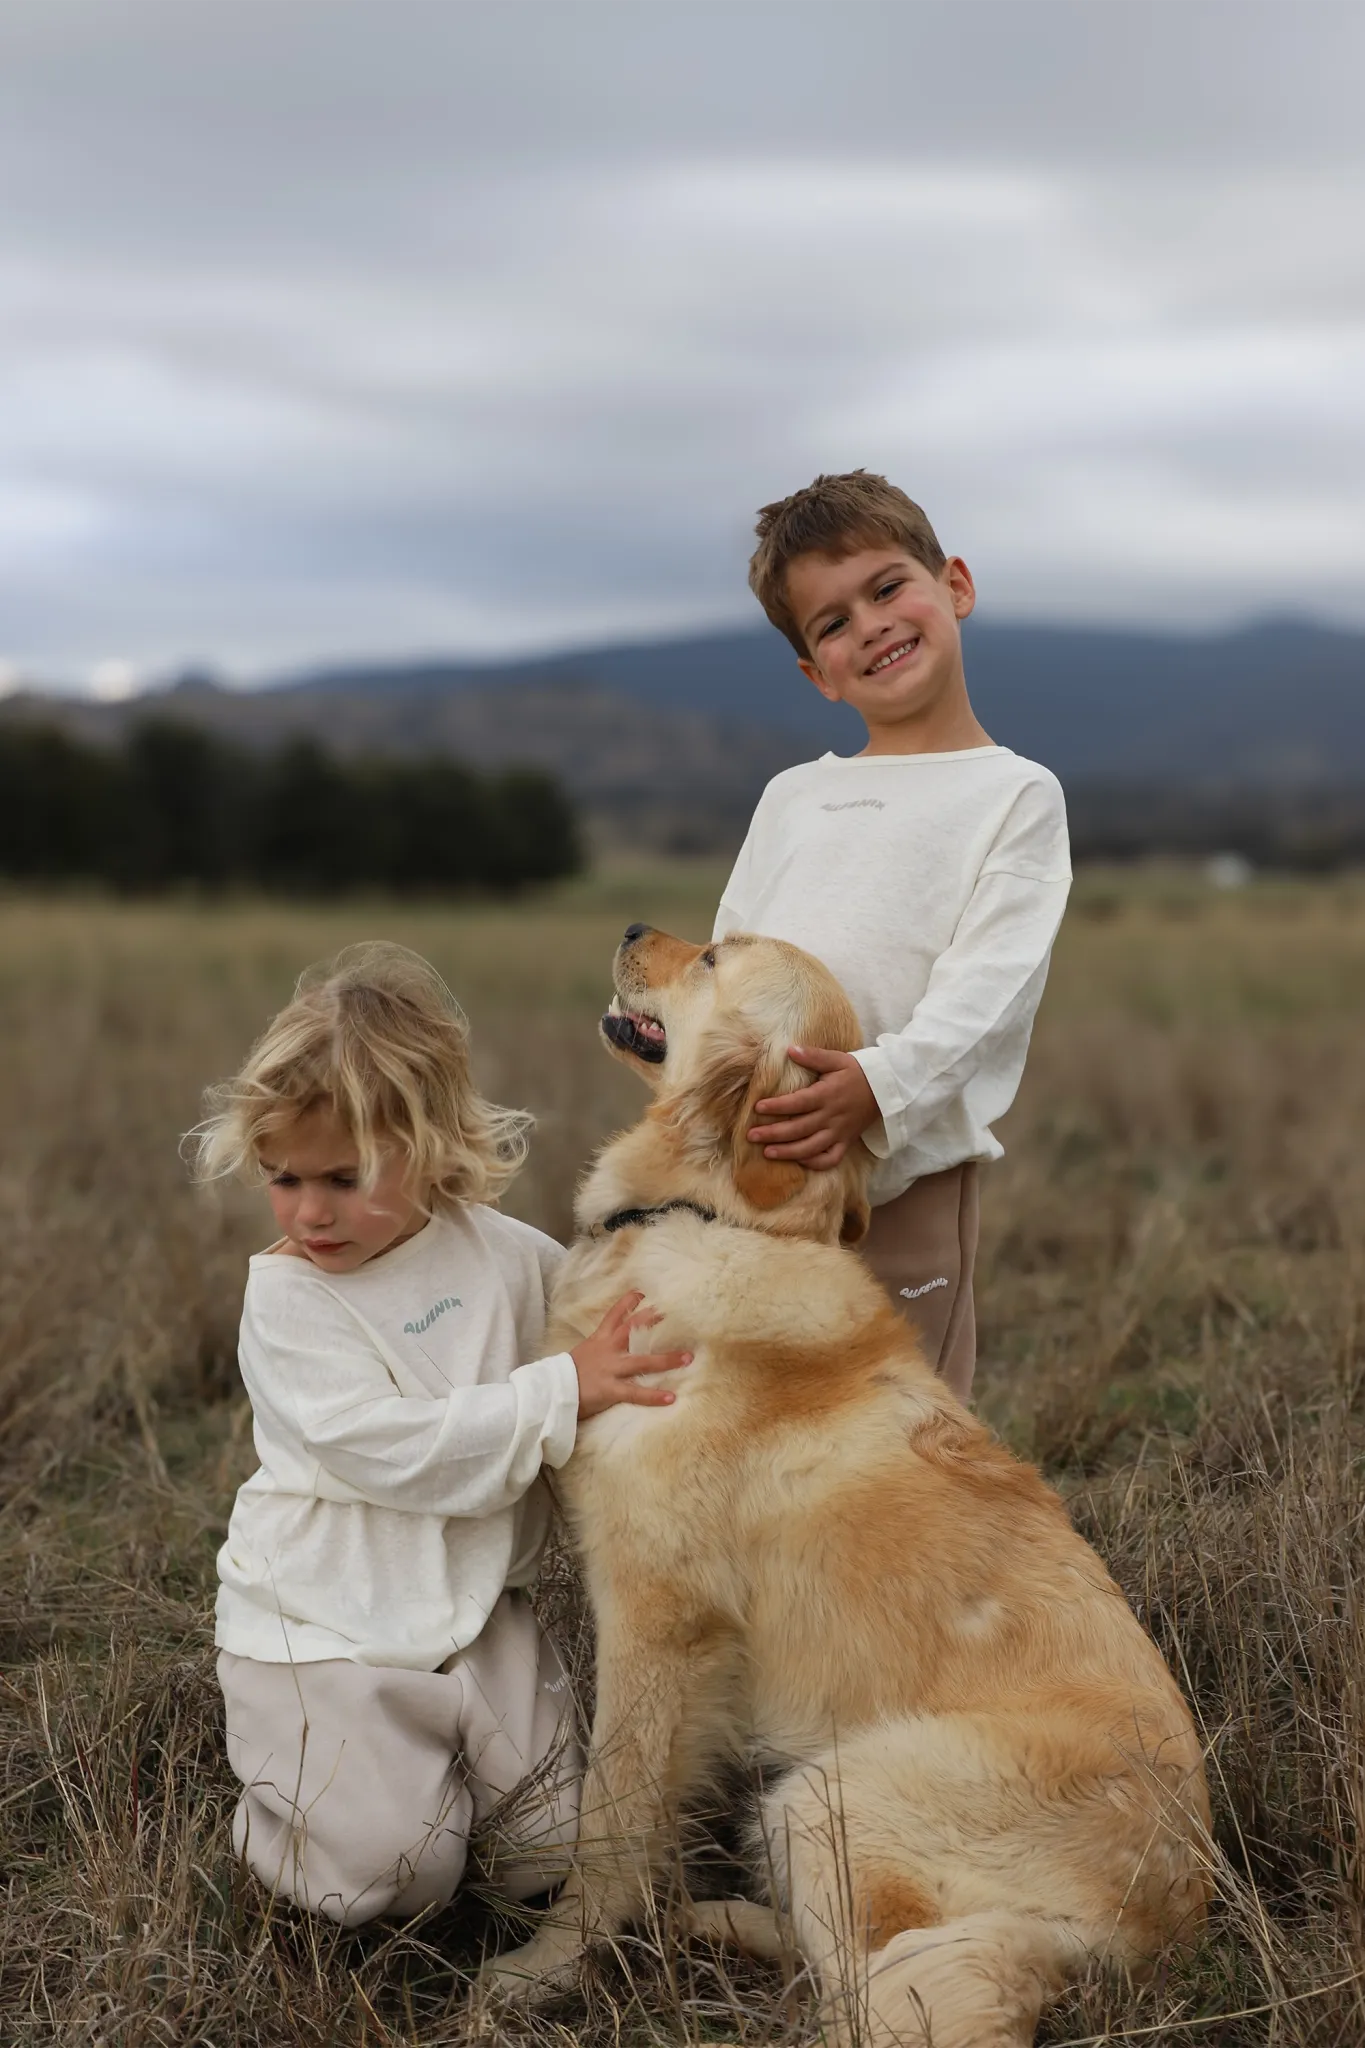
xmin=787 ymin=546 xmax=981 ymax=752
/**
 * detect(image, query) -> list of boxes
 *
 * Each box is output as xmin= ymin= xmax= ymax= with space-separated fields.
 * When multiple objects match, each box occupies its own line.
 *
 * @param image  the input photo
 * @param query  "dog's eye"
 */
xmin=700 ymin=948 xmax=716 ymax=968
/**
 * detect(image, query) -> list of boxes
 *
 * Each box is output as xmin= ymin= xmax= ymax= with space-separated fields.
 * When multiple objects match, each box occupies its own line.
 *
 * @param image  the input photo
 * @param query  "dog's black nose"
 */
xmin=622 ymin=923 xmax=652 ymax=945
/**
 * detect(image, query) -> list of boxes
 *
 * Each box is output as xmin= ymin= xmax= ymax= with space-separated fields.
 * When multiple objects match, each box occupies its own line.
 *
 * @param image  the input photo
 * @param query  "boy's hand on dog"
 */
xmin=748 ymin=1045 xmax=880 ymax=1168
xmin=572 ymin=1291 xmax=692 ymax=1419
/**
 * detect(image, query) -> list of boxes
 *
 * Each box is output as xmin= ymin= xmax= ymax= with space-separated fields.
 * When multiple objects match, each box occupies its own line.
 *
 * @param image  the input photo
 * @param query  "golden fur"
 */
xmin=487 ymin=928 xmax=1211 ymax=2047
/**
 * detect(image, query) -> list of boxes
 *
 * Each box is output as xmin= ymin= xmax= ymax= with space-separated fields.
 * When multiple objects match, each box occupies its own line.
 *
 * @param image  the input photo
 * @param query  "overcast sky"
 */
xmin=2 ymin=1 xmax=1363 ymax=690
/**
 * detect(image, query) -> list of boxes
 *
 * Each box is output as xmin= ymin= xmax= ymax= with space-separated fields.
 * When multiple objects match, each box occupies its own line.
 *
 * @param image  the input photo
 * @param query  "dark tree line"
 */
xmin=0 ymin=720 xmax=583 ymax=895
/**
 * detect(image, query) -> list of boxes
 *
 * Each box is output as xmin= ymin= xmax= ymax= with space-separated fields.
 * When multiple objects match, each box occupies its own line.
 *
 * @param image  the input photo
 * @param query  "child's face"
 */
xmin=787 ymin=547 xmax=976 ymax=732
xmin=257 ymin=1101 xmax=426 ymax=1274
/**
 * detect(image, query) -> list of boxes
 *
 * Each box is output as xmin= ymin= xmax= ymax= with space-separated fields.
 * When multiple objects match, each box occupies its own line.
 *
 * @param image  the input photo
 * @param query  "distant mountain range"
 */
xmin=6 ymin=617 xmax=1364 ymax=855
xmin=273 ymin=616 xmax=1365 ymax=785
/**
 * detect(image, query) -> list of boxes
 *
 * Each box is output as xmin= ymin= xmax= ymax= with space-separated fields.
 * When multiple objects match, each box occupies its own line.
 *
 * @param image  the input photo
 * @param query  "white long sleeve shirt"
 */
xmin=714 ymin=747 xmax=1071 ymax=1205
xmin=215 ymin=1208 xmax=578 ymax=1669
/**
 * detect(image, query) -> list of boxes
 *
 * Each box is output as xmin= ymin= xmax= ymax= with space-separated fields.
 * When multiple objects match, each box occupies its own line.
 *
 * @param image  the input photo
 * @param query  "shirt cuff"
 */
xmin=850 ymin=1046 xmax=899 ymax=1159
xmin=534 ymin=1351 xmax=580 ymax=1468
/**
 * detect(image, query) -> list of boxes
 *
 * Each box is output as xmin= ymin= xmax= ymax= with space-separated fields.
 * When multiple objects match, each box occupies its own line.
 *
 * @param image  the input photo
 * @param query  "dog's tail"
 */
xmin=686 ymin=1898 xmax=1085 ymax=2048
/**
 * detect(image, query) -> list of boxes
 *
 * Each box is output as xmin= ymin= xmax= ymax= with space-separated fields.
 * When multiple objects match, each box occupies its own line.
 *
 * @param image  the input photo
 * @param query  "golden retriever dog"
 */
xmin=487 ymin=926 xmax=1210 ymax=2048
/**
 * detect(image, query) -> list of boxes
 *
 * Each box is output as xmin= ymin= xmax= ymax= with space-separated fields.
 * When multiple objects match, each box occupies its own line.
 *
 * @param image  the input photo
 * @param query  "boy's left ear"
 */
xmin=945 ymin=555 xmax=976 ymax=620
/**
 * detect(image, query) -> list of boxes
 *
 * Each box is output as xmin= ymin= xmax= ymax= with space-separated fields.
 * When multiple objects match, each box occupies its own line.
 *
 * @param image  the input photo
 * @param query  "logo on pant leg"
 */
xmin=900 ymin=1276 xmax=949 ymax=1301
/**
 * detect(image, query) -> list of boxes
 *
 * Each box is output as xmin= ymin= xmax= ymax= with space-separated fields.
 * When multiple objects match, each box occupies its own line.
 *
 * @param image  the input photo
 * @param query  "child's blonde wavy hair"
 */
xmin=189 ymin=942 xmax=531 ymax=1212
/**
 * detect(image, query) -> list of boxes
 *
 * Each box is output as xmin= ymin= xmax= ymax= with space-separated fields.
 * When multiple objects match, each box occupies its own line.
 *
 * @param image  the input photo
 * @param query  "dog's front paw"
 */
xmin=478 ymin=1929 xmax=587 ymax=2009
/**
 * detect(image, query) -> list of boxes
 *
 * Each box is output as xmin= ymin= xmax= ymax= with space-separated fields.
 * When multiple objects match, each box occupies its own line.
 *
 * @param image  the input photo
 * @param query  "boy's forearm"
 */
xmin=853 ymin=870 xmax=1070 ymax=1154
xmin=853 ymin=978 xmax=1045 ymax=1155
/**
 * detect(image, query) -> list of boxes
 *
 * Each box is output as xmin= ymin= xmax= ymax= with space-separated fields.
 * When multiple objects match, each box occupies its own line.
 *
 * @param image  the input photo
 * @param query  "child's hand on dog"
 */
xmin=572 ymin=1291 xmax=692 ymax=1419
xmin=748 ymin=1045 xmax=880 ymax=1168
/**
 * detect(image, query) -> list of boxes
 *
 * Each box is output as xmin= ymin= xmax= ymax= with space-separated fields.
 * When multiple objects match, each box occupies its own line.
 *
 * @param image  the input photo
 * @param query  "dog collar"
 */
xmin=598 ymin=1199 xmax=718 ymax=1235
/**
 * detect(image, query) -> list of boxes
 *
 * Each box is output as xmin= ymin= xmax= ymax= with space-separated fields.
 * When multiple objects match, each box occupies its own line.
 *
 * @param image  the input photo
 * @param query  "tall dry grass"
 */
xmin=2 ymin=869 xmax=1364 ymax=2045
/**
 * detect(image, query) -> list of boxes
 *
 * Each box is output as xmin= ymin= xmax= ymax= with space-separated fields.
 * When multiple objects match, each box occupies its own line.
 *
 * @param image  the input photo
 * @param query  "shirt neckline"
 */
xmin=250 ymin=1215 xmax=442 ymax=1276
xmin=818 ymin=745 xmax=1007 ymax=767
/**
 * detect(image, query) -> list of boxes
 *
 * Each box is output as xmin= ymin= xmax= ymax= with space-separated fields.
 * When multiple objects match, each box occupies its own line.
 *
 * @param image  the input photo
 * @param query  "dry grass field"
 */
xmin=3 ymin=866 xmax=1365 ymax=2046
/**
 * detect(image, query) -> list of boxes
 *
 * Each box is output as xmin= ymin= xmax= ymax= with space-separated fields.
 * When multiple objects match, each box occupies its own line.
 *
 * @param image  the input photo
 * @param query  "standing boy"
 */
xmin=713 ymin=471 xmax=1070 ymax=1402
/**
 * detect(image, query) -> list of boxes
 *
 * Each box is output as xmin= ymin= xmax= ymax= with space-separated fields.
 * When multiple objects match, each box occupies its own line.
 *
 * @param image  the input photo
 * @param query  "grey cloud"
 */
xmin=1 ymin=2 xmax=1362 ymax=679
xmin=5 ymin=3 xmax=1360 ymax=192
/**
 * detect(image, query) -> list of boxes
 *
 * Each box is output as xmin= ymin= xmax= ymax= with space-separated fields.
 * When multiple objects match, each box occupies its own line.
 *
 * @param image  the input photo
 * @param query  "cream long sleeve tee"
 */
xmin=215 ymin=1207 xmax=578 ymax=1669
xmin=713 ymin=746 xmax=1071 ymax=1206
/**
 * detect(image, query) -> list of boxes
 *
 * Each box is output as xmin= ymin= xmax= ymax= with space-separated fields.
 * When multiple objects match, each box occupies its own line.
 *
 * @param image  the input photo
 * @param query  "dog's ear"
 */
xmin=732 ymin=1051 xmax=806 ymax=1210
xmin=730 ymin=1041 xmax=806 ymax=1211
xmin=682 ymin=1021 xmax=804 ymax=1210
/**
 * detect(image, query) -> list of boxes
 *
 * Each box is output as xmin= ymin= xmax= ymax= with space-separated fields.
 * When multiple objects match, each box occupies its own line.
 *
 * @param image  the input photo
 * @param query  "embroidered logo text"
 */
xmin=404 ymin=1296 xmax=462 ymax=1335
xmin=820 ymin=798 xmax=886 ymax=812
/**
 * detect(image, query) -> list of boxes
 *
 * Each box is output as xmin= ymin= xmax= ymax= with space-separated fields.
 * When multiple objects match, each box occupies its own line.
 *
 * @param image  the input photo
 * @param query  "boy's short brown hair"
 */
xmin=749 ymin=470 xmax=947 ymax=655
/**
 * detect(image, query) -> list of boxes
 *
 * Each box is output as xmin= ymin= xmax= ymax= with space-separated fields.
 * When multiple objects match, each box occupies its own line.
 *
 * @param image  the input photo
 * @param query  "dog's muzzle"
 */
xmin=601 ymin=1006 xmax=667 ymax=1063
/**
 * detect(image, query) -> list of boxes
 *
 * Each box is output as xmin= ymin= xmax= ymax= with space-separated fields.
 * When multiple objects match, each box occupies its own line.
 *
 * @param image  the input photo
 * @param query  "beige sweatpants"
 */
xmin=860 ymin=1161 xmax=980 ymax=1404
xmin=218 ymin=1590 xmax=580 ymax=1927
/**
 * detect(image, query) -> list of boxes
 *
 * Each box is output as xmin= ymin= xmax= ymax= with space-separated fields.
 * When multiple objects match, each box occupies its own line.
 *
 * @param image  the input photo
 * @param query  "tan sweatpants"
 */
xmin=218 ymin=1590 xmax=580 ymax=1927
xmin=860 ymin=1162 xmax=980 ymax=1404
